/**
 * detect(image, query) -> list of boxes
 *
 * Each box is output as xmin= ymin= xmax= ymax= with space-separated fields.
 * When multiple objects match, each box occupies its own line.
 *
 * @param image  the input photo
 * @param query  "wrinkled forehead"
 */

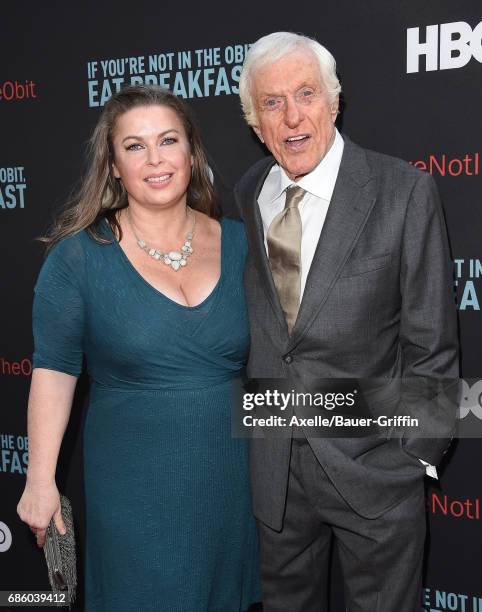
xmin=250 ymin=48 xmax=324 ymax=94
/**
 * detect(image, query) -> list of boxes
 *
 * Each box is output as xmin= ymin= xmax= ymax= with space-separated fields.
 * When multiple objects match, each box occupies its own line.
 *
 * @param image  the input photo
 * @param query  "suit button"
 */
xmin=284 ymin=354 xmax=293 ymax=364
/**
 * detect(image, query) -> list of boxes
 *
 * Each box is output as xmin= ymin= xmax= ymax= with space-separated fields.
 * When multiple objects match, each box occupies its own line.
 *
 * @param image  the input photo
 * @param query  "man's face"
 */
xmin=251 ymin=50 xmax=338 ymax=181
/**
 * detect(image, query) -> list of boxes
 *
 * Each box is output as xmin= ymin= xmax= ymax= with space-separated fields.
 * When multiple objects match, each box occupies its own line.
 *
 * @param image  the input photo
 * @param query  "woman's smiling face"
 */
xmin=111 ymin=104 xmax=193 ymax=210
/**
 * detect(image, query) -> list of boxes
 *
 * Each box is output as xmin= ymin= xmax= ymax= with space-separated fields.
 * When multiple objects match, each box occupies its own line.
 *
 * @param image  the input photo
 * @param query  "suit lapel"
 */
xmin=240 ymin=158 xmax=288 ymax=331
xmin=288 ymin=139 xmax=377 ymax=351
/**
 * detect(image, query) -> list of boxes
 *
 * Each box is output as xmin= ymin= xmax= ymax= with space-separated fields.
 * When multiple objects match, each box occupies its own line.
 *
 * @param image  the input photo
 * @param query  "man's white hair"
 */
xmin=239 ymin=32 xmax=341 ymax=127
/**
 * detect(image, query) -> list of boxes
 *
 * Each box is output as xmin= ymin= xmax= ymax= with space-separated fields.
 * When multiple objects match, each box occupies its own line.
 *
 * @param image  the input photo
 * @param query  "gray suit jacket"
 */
xmin=234 ymin=136 xmax=459 ymax=529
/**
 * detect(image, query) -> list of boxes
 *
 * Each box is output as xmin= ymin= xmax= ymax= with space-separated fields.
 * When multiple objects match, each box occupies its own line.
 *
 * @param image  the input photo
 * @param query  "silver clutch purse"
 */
xmin=43 ymin=495 xmax=77 ymax=608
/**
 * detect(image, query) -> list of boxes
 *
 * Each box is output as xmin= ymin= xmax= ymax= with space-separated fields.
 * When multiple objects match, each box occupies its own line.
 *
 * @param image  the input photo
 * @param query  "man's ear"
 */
xmin=253 ymin=125 xmax=265 ymax=144
xmin=330 ymin=99 xmax=339 ymax=123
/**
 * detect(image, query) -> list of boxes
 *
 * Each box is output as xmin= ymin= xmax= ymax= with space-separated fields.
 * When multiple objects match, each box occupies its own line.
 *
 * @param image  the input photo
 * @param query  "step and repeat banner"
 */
xmin=1 ymin=2 xmax=481 ymax=610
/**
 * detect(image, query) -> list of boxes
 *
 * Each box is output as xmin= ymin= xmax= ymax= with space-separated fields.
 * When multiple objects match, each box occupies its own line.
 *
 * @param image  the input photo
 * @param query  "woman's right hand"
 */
xmin=17 ymin=481 xmax=66 ymax=547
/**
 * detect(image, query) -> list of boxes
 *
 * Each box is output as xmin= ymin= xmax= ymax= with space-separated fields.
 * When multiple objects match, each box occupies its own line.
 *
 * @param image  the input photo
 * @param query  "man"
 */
xmin=235 ymin=32 xmax=459 ymax=611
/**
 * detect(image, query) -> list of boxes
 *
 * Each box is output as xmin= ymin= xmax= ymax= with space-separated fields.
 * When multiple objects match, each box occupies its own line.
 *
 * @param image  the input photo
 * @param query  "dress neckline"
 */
xmin=106 ymin=216 xmax=225 ymax=310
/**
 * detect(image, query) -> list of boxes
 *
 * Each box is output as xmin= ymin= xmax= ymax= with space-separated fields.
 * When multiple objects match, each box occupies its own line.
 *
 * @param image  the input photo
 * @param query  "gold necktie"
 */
xmin=267 ymin=185 xmax=305 ymax=334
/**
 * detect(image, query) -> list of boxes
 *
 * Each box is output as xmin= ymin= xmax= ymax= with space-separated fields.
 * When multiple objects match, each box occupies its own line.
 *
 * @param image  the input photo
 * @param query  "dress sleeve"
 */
xmin=32 ymin=235 xmax=86 ymax=377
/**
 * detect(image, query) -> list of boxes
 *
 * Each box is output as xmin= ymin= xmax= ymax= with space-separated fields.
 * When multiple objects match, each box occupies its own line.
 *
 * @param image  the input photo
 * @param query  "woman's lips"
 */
xmin=144 ymin=173 xmax=173 ymax=188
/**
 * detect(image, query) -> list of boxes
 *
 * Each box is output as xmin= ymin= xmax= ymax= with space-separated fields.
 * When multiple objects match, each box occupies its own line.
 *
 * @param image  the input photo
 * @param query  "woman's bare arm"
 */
xmin=17 ymin=368 xmax=78 ymax=547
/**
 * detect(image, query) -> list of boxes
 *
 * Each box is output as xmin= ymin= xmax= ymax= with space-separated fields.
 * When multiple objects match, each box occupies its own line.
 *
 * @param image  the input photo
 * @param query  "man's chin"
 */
xmin=281 ymin=153 xmax=321 ymax=181
xmin=285 ymin=165 xmax=315 ymax=182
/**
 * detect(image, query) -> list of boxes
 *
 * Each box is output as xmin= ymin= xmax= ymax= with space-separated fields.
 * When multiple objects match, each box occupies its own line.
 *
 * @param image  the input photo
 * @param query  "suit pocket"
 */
xmin=339 ymin=253 xmax=391 ymax=278
xmin=399 ymin=437 xmax=427 ymax=471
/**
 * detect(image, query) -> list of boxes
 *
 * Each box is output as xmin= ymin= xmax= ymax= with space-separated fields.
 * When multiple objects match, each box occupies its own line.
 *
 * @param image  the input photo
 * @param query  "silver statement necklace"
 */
xmin=127 ymin=207 xmax=195 ymax=271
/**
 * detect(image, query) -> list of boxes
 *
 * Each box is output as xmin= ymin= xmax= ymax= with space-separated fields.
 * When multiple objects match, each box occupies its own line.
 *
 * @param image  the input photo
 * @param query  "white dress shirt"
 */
xmin=258 ymin=128 xmax=344 ymax=298
xmin=256 ymin=128 xmax=437 ymax=479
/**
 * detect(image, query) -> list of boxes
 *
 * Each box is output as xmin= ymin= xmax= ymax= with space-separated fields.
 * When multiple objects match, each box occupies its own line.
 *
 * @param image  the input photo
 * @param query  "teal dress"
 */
xmin=32 ymin=218 xmax=260 ymax=611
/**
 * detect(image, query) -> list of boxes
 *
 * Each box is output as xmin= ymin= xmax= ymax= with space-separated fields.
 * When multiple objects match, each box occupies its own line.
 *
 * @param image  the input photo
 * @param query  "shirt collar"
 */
xmin=269 ymin=128 xmax=344 ymax=203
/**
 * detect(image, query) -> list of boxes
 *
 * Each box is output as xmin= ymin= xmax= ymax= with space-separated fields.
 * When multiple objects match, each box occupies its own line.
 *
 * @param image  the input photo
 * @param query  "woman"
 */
xmin=17 ymin=85 xmax=260 ymax=611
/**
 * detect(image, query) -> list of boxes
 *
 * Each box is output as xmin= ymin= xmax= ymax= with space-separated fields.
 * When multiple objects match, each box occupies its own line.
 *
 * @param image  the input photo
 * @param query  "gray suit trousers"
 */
xmin=258 ymin=438 xmax=425 ymax=612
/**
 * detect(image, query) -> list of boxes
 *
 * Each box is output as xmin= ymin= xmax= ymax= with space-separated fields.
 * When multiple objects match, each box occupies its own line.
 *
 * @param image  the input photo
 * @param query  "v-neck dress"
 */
xmin=32 ymin=217 xmax=260 ymax=612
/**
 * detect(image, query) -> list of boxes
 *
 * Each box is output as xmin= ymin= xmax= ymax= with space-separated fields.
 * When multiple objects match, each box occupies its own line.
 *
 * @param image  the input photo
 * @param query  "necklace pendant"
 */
xmin=128 ymin=206 xmax=196 ymax=272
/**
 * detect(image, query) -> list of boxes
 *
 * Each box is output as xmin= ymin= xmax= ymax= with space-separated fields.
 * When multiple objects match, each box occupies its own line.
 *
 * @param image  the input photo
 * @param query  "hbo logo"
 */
xmin=0 ymin=522 xmax=12 ymax=552
xmin=407 ymin=21 xmax=482 ymax=73
xmin=458 ymin=380 xmax=482 ymax=420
